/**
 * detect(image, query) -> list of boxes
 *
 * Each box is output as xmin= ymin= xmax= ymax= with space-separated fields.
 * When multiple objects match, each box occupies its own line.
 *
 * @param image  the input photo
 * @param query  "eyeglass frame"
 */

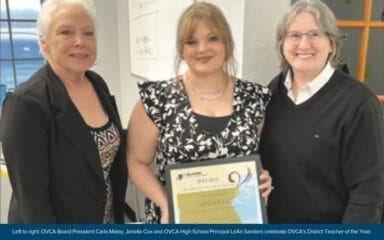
xmin=284 ymin=30 xmax=328 ymax=42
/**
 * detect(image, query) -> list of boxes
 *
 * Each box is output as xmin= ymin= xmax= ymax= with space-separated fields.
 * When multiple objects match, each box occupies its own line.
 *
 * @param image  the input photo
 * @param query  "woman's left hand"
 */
xmin=259 ymin=169 xmax=273 ymax=205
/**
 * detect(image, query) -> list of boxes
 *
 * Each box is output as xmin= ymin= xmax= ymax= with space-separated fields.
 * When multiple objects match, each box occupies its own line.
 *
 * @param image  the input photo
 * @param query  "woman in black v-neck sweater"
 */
xmin=261 ymin=70 xmax=384 ymax=223
xmin=260 ymin=0 xmax=384 ymax=223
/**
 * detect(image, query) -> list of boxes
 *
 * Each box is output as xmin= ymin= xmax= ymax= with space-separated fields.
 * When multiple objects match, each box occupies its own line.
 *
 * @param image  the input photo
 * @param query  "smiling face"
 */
xmin=182 ymin=20 xmax=226 ymax=77
xmin=40 ymin=4 xmax=97 ymax=76
xmin=283 ymin=12 xmax=332 ymax=78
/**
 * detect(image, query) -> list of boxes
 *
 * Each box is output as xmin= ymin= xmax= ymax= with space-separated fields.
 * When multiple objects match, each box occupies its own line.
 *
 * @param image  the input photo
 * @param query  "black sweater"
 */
xmin=260 ymin=70 xmax=384 ymax=223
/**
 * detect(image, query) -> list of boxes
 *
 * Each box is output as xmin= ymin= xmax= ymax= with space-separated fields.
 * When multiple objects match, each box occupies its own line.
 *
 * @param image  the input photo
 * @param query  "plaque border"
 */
xmin=165 ymin=155 xmax=268 ymax=223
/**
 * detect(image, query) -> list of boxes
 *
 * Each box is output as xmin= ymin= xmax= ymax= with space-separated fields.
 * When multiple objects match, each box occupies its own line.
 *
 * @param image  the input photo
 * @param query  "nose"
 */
xmin=298 ymin=34 xmax=311 ymax=48
xmin=74 ymin=33 xmax=85 ymax=47
xmin=197 ymin=41 xmax=208 ymax=53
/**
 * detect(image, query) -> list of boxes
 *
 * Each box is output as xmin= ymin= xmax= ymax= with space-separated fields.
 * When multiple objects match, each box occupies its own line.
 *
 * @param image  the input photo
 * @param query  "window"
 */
xmin=0 ymin=0 xmax=44 ymax=92
xmin=322 ymin=0 xmax=384 ymax=100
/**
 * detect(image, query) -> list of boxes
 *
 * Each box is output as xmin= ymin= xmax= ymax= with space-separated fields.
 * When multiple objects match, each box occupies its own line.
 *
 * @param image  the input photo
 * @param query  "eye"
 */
xmin=287 ymin=31 xmax=302 ymax=40
xmin=207 ymin=35 xmax=219 ymax=42
xmin=60 ymin=30 xmax=73 ymax=35
xmin=186 ymin=38 xmax=197 ymax=45
xmin=308 ymin=31 xmax=321 ymax=39
xmin=84 ymin=31 xmax=95 ymax=36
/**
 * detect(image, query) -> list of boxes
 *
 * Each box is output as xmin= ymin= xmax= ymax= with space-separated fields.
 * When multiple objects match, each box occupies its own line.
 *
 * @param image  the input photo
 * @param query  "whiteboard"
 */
xmin=128 ymin=0 xmax=192 ymax=80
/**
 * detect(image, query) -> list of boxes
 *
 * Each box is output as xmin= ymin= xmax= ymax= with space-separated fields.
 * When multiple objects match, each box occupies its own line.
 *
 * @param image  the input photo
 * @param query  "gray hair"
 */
xmin=276 ymin=0 xmax=342 ymax=74
xmin=37 ymin=0 xmax=98 ymax=57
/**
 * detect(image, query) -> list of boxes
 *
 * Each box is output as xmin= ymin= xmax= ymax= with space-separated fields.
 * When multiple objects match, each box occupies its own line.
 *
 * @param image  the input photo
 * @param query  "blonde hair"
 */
xmin=174 ymin=2 xmax=237 ymax=79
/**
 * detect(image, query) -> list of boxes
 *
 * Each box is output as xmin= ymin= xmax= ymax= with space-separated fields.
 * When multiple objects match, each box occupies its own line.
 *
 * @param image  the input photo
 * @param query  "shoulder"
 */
xmin=237 ymin=78 xmax=270 ymax=93
xmin=138 ymin=78 xmax=178 ymax=92
xmin=267 ymin=72 xmax=285 ymax=93
xmin=332 ymin=70 xmax=377 ymax=103
xmin=235 ymin=79 xmax=271 ymax=123
xmin=1 ymin=67 xmax=52 ymax=132
xmin=136 ymin=79 xmax=180 ymax=126
xmin=236 ymin=78 xmax=271 ymax=102
xmin=137 ymin=78 xmax=180 ymax=101
xmin=86 ymin=70 xmax=110 ymax=93
xmin=13 ymin=66 xmax=48 ymax=97
xmin=10 ymin=66 xmax=51 ymax=108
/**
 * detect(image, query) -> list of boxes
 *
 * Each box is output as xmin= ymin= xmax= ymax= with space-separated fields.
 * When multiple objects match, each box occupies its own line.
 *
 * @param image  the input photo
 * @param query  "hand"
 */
xmin=259 ymin=169 xmax=273 ymax=205
xmin=160 ymin=205 xmax=169 ymax=224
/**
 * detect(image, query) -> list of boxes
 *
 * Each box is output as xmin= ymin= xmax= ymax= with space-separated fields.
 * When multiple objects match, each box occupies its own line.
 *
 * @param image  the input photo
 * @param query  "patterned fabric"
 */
xmin=89 ymin=121 xmax=121 ymax=223
xmin=138 ymin=78 xmax=271 ymax=223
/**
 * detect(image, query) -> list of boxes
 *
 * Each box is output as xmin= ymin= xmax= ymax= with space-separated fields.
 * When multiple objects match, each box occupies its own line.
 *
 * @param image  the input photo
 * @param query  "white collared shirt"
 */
xmin=284 ymin=62 xmax=336 ymax=105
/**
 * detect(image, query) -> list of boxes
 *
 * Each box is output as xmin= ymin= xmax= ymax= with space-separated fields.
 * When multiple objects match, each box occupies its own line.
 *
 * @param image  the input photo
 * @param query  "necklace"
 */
xmin=186 ymin=74 xmax=227 ymax=100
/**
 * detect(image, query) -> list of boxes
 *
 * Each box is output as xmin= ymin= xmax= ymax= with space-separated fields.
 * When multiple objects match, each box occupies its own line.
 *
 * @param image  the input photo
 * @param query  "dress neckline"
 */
xmin=179 ymin=78 xmax=239 ymax=136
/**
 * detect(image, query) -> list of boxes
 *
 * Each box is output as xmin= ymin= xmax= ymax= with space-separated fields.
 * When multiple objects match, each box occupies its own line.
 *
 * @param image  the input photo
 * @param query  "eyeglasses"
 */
xmin=285 ymin=30 xmax=326 ymax=42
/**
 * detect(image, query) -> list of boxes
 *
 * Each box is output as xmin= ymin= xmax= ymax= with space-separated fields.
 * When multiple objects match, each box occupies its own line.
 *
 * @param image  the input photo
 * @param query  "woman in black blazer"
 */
xmin=0 ymin=0 xmax=127 ymax=223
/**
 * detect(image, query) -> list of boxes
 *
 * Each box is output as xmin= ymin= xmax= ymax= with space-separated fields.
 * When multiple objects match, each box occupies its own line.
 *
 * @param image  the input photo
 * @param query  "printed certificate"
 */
xmin=165 ymin=155 xmax=268 ymax=224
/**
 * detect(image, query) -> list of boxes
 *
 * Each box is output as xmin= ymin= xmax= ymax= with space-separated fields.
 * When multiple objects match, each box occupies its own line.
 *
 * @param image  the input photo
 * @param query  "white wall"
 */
xmin=93 ymin=0 xmax=122 ymax=112
xmin=242 ymin=0 xmax=290 ymax=84
xmin=116 ymin=0 xmax=139 ymax=125
xmin=93 ymin=0 xmax=138 ymax=125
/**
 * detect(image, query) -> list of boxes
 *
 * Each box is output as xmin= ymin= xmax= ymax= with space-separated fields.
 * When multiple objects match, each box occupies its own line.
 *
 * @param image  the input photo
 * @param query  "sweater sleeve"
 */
xmin=341 ymin=95 xmax=384 ymax=223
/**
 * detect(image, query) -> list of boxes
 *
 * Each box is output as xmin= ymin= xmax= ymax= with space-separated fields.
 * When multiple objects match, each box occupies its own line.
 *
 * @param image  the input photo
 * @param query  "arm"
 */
xmin=341 ymin=97 xmax=384 ymax=223
xmin=0 ymin=94 xmax=56 ymax=222
xmin=127 ymin=100 xmax=169 ymax=223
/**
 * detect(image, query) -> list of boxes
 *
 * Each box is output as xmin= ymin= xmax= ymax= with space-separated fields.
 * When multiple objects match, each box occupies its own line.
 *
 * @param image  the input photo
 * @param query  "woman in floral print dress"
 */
xmin=127 ymin=2 xmax=273 ymax=223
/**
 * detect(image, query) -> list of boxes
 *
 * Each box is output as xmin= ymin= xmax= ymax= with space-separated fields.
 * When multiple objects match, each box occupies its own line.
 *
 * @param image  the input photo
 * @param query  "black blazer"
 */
xmin=0 ymin=64 xmax=127 ymax=223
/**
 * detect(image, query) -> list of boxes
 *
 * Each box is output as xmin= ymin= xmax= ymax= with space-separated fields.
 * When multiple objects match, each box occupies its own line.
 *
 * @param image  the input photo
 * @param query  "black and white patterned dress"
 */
xmin=138 ymin=78 xmax=271 ymax=223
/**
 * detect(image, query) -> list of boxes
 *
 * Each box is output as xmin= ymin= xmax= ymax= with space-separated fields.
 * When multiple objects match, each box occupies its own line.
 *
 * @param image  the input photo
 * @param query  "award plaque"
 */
xmin=165 ymin=155 xmax=268 ymax=224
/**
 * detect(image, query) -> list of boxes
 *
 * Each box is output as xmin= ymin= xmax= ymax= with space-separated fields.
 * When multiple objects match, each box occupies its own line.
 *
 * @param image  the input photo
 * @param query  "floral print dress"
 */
xmin=138 ymin=78 xmax=271 ymax=223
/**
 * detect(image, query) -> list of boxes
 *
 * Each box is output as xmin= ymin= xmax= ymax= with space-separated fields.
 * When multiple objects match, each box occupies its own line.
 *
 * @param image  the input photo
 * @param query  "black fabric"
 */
xmin=0 ymin=64 xmax=128 ymax=223
xmin=193 ymin=112 xmax=231 ymax=135
xmin=260 ymin=70 xmax=384 ymax=223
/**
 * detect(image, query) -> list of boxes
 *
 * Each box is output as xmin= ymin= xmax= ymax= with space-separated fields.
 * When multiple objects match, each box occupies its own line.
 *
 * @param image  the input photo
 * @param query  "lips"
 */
xmin=296 ymin=53 xmax=314 ymax=59
xmin=197 ymin=55 xmax=212 ymax=63
xmin=70 ymin=53 xmax=89 ymax=59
